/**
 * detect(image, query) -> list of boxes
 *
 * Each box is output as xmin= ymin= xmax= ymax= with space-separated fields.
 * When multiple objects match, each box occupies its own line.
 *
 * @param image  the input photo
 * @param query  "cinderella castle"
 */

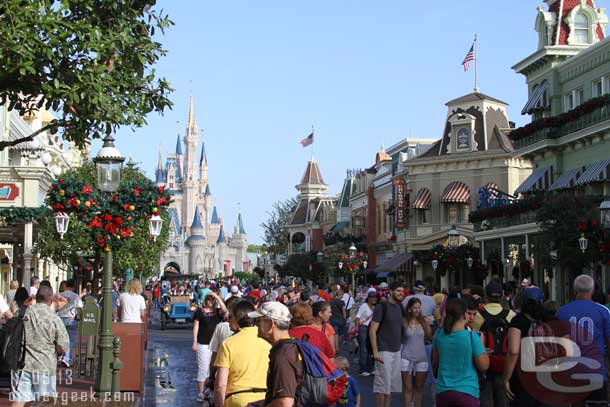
xmin=155 ymin=96 xmax=248 ymax=278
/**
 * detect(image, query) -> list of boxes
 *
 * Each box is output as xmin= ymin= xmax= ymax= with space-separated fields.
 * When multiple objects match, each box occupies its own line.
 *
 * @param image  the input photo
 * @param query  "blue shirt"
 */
xmin=220 ymin=287 xmax=228 ymax=299
xmin=198 ymin=288 xmax=211 ymax=304
xmin=337 ymin=375 xmax=359 ymax=407
xmin=433 ymin=329 xmax=485 ymax=398
xmin=557 ymin=299 xmax=610 ymax=378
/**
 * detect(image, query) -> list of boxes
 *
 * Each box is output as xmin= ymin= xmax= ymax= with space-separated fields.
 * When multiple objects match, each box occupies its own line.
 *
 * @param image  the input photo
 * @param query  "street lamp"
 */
xmin=54 ymin=212 xmax=70 ymax=239
xmin=93 ymin=134 xmax=124 ymax=396
xmin=149 ymin=215 xmax=163 ymax=242
xmin=316 ymin=251 xmax=324 ymax=264
xmin=448 ymin=225 xmax=460 ymax=248
xmin=467 ymin=256 xmax=474 ymax=269
xmin=431 ymin=259 xmax=439 ymax=271
xmin=348 ymin=243 xmax=357 ymax=258
xmin=578 ymin=234 xmax=588 ymax=254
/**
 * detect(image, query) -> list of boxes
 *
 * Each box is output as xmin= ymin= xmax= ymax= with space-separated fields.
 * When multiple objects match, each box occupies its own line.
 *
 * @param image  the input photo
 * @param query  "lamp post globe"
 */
xmin=54 ymin=212 xmax=70 ymax=239
xmin=93 ymin=134 xmax=125 ymax=193
xmin=431 ymin=259 xmax=439 ymax=271
xmin=316 ymin=251 xmax=324 ymax=264
xmin=578 ymin=234 xmax=588 ymax=253
xmin=467 ymin=256 xmax=474 ymax=269
xmin=149 ymin=215 xmax=163 ymax=241
xmin=448 ymin=225 xmax=460 ymax=248
xmin=348 ymin=243 xmax=357 ymax=258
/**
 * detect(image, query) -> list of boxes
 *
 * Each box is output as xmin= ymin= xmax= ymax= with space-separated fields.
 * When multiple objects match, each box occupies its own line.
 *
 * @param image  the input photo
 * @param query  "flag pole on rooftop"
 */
xmin=474 ymin=34 xmax=479 ymax=93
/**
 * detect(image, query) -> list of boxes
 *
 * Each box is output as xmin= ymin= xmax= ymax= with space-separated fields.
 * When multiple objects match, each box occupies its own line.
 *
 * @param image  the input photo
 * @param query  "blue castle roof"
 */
xmin=175 ymin=133 xmax=183 ymax=155
xmin=167 ymin=208 xmax=181 ymax=234
xmin=217 ymin=225 xmax=226 ymax=243
xmin=237 ymin=213 xmax=246 ymax=235
xmin=210 ymin=206 xmax=220 ymax=224
xmin=205 ymin=184 xmax=211 ymax=196
xmin=191 ymin=206 xmax=204 ymax=230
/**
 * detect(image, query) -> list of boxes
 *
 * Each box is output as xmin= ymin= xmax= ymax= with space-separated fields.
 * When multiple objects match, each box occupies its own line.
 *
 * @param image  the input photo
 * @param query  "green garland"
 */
xmin=0 ymin=206 xmax=51 ymax=224
xmin=46 ymin=175 xmax=172 ymax=251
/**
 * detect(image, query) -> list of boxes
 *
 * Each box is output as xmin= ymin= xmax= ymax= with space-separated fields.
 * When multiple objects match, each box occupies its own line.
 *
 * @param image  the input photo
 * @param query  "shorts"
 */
xmin=401 ymin=359 xmax=429 ymax=374
xmin=10 ymin=370 xmax=57 ymax=403
xmin=196 ymin=344 xmax=212 ymax=382
xmin=373 ymin=350 xmax=402 ymax=394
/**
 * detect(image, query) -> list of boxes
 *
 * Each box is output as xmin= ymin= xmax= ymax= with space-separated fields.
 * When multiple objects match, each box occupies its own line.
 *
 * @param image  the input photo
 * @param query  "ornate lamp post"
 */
xmin=54 ymin=212 xmax=70 ymax=239
xmin=348 ymin=243 xmax=357 ymax=295
xmin=316 ymin=251 xmax=324 ymax=264
xmin=600 ymin=200 xmax=610 ymax=228
xmin=93 ymin=135 xmax=124 ymax=396
xmin=467 ymin=256 xmax=474 ymax=269
xmin=149 ymin=215 xmax=163 ymax=241
xmin=448 ymin=225 xmax=460 ymax=248
xmin=431 ymin=259 xmax=438 ymax=272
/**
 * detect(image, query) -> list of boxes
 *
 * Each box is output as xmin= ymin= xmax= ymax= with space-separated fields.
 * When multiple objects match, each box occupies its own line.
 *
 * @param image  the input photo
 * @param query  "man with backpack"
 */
xmin=473 ymin=280 xmax=515 ymax=407
xmin=10 ymin=285 xmax=69 ymax=406
xmin=369 ymin=281 xmax=406 ymax=407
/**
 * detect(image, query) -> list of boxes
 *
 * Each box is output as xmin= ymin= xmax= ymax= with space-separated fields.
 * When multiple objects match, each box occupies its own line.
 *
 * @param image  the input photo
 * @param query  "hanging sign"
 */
xmin=0 ymin=184 xmax=19 ymax=201
xmin=395 ymin=178 xmax=407 ymax=229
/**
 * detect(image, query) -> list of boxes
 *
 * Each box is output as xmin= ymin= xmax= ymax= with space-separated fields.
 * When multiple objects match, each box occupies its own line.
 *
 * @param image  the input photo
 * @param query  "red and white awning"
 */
xmin=412 ymin=188 xmax=431 ymax=209
xmin=484 ymin=182 xmax=499 ymax=198
xmin=441 ymin=181 xmax=470 ymax=203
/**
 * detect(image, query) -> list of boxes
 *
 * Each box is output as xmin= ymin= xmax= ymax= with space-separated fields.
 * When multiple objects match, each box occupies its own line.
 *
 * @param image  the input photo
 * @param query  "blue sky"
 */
xmin=101 ymin=1 xmax=546 ymax=244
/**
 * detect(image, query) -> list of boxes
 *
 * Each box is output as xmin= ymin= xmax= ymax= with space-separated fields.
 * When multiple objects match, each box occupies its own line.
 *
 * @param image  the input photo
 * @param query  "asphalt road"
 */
xmin=142 ymin=309 xmax=416 ymax=406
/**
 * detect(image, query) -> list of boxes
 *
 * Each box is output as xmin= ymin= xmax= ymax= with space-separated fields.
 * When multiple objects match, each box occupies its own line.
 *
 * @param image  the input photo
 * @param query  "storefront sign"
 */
xmin=395 ymin=178 xmax=407 ymax=229
xmin=0 ymin=183 xmax=19 ymax=201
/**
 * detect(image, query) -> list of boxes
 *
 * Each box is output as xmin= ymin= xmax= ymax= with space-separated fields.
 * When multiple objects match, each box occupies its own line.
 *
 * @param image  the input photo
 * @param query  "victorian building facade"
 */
xmin=156 ymin=97 xmax=248 ymax=278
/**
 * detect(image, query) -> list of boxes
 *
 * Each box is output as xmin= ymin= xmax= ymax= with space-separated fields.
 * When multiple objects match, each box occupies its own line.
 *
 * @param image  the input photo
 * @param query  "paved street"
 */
xmin=143 ymin=309 xmax=411 ymax=406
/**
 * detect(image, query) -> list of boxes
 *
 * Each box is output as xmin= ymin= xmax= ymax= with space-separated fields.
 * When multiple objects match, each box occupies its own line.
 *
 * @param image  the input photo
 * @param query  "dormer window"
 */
xmin=574 ymin=13 xmax=590 ymax=44
xmin=447 ymin=111 xmax=476 ymax=153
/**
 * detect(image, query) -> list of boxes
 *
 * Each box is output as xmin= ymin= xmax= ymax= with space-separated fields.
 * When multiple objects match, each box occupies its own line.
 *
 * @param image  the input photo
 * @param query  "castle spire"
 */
xmin=187 ymin=91 xmax=196 ymax=131
xmin=175 ymin=132 xmax=183 ymax=155
xmin=155 ymin=144 xmax=165 ymax=185
xmin=217 ymin=224 xmax=226 ymax=243
xmin=237 ymin=212 xmax=246 ymax=235
xmin=200 ymin=140 xmax=207 ymax=166
xmin=210 ymin=206 xmax=220 ymax=224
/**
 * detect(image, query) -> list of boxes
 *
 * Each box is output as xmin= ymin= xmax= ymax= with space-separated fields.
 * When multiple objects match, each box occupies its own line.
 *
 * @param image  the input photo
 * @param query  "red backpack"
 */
xmin=480 ymin=309 xmax=510 ymax=374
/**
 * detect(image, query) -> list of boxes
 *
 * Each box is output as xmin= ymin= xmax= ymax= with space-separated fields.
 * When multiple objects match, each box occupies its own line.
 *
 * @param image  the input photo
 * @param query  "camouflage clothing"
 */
xmin=22 ymin=303 xmax=69 ymax=375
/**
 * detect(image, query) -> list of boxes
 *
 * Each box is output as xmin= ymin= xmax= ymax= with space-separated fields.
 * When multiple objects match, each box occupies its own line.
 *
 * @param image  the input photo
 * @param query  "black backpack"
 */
xmin=479 ymin=308 xmax=509 ymax=374
xmin=0 ymin=308 xmax=27 ymax=373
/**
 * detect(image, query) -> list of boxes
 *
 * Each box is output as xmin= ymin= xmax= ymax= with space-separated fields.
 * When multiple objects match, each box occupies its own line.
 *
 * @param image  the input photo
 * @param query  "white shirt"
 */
xmin=208 ymin=321 xmax=234 ymax=353
xmin=0 ymin=295 xmax=9 ymax=315
xmin=341 ymin=293 xmax=354 ymax=310
xmin=29 ymin=286 xmax=38 ymax=297
xmin=119 ymin=293 xmax=146 ymax=323
xmin=356 ymin=303 xmax=374 ymax=326
xmin=57 ymin=290 xmax=83 ymax=319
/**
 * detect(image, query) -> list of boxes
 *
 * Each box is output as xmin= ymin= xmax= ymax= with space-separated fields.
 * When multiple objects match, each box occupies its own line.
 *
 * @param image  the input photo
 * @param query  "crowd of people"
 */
xmin=1 ymin=272 xmax=609 ymax=407
xmin=178 ymin=274 xmax=610 ymax=407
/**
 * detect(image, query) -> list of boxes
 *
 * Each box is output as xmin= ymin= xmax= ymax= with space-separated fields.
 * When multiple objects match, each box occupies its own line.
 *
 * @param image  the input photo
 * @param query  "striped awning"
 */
xmin=484 ymin=182 xmax=500 ymax=198
xmin=521 ymin=80 xmax=548 ymax=115
xmin=441 ymin=181 xmax=470 ymax=203
xmin=549 ymin=167 xmax=585 ymax=190
xmin=412 ymin=188 xmax=431 ymax=209
xmin=514 ymin=166 xmax=552 ymax=195
xmin=574 ymin=159 xmax=610 ymax=186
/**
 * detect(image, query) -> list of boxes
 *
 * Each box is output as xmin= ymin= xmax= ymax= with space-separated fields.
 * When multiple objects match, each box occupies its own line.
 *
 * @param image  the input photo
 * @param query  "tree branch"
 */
xmin=0 ymin=122 xmax=57 ymax=151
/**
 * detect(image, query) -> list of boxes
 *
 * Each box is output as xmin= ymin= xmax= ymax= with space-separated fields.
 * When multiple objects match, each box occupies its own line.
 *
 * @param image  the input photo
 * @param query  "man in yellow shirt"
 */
xmin=470 ymin=280 xmax=516 ymax=332
xmin=214 ymin=300 xmax=271 ymax=406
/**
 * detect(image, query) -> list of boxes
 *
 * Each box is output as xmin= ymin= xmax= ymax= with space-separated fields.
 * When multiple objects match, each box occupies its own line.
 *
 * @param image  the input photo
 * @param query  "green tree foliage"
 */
xmin=247 ymin=244 xmax=263 ymax=253
xmin=260 ymin=198 xmax=298 ymax=255
xmin=34 ymin=162 xmax=170 ymax=278
xmin=0 ymin=0 xmax=173 ymax=150
xmin=280 ymin=252 xmax=327 ymax=284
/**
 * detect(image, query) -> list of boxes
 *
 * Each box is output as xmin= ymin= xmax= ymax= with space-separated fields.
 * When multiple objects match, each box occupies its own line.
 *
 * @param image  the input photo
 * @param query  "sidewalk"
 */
xmin=0 ymin=366 xmax=140 ymax=406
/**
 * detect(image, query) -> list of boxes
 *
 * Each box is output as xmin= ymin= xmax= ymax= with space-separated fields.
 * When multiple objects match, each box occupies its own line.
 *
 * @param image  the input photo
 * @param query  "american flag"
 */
xmin=300 ymin=132 xmax=314 ymax=147
xmin=462 ymin=44 xmax=475 ymax=72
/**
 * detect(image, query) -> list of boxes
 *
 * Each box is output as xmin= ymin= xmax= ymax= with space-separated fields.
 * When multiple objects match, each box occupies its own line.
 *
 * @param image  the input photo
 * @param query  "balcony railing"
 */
xmin=512 ymin=96 xmax=610 ymax=150
xmin=473 ymin=210 xmax=538 ymax=232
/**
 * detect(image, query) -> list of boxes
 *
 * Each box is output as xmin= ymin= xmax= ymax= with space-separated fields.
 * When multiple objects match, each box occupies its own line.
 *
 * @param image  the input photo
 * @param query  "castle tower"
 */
xmin=182 ymin=95 xmax=199 ymax=233
xmin=231 ymin=212 xmax=248 ymax=272
xmin=175 ymin=132 xmax=183 ymax=181
xmin=208 ymin=206 xmax=221 ymax=244
xmin=199 ymin=137 xmax=208 ymax=196
xmin=217 ymin=224 xmax=226 ymax=275
xmin=187 ymin=206 xmax=206 ymax=275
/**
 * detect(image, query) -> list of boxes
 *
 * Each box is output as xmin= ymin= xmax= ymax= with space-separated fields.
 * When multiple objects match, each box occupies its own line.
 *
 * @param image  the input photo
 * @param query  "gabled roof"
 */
xmin=288 ymin=197 xmax=336 ymax=226
xmin=445 ymin=92 xmax=508 ymax=106
xmin=339 ymin=177 xmax=355 ymax=208
xmin=210 ymin=206 xmax=220 ymax=224
xmin=237 ymin=213 xmax=246 ymax=234
xmin=217 ymin=225 xmax=226 ymax=243
xmin=300 ymin=159 xmax=326 ymax=185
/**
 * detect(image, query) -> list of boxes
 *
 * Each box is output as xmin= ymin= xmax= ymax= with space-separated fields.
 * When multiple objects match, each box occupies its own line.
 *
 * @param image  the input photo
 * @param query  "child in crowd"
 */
xmin=345 ymin=306 xmax=359 ymax=354
xmin=335 ymin=356 xmax=360 ymax=407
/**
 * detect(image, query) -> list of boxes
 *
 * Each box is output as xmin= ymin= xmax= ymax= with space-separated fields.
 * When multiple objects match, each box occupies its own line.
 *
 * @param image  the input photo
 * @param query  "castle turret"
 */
xmin=187 ymin=206 xmax=206 ymax=275
xmin=230 ymin=212 xmax=248 ymax=272
xmin=208 ymin=206 xmax=221 ymax=244
xmin=155 ymin=145 xmax=165 ymax=186
xmin=175 ymin=132 xmax=183 ymax=181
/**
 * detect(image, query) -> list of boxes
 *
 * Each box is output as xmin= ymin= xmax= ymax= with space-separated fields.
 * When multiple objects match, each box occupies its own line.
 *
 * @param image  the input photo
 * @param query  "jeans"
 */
xmin=152 ymin=298 xmax=159 ymax=309
xmin=330 ymin=319 xmax=346 ymax=337
xmin=61 ymin=318 xmax=77 ymax=365
xmin=480 ymin=372 xmax=508 ymax=407
xmin=358 ymin=325 xmax=373 ymax=373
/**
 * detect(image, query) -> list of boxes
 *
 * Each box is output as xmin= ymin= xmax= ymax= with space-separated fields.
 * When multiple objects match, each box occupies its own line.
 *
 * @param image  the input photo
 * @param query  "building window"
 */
xmin=574 ymin=13 xmax=589 ymax=44
xmin=418 ymin=209 xmax=430 ymax=225
xmin=564 ymin=88 xmax=584 ymax=111
xmin=462 ymin=204 xmax=470 ymax=224
xmin=456 ymin=127 xmax=471 ymax=150
xmin=447 ymin=205 xmax=458 ymax=225
xmin=593 ymin=79 xmax=603 ymax=97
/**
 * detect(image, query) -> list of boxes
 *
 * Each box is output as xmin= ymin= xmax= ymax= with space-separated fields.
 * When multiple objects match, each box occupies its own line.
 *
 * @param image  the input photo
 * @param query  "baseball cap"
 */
xmin=521 ymin=278 xmax=530 ymax=287
xmin=248 ymin=301 xmax=292 ymax=322
xmin=485 ymin=280 xmax=503 ymax=299
xmin=413 ymin=280 xmax=426 ymax=291
xmin=367 ymin=291 xmax=378 ymax=298
xmin=522 ymin=287 xmax=544 ymax=303
xmin=366 ymin=287 xmax=377 ymax=294
xmin=379 ymin=282 xmax=389 ymax=289
xmin=230 ymin=285 xmax=239 ymax=294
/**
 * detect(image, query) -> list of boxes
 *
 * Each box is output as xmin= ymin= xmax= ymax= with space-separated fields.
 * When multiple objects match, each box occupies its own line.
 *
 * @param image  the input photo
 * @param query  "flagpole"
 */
xmin=311 ymin=125 xmax=315 ymax=160
xmin=474 ymin=34 xmax=479 ymax=93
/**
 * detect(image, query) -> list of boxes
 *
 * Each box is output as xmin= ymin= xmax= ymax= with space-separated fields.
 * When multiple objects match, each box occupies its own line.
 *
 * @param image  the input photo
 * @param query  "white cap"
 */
xmin=230 ymin=285 xmax=239 ymax=294
xmin=248 ymin=301 xmax=292 ymax=322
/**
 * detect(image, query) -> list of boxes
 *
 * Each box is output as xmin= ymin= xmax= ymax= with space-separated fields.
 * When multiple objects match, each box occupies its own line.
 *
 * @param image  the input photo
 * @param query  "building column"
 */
xmin=288 ymin=233 xmax=292 ymax=255
xmin=500 ymin=237 xmax=506 ymax=282
xmin=22 ymin=222 xmax=33 ymax=289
